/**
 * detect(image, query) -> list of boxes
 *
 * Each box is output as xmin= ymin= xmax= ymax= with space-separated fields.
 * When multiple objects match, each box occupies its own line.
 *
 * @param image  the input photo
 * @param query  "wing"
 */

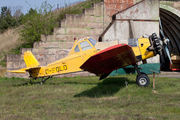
xmin=80 ymin=44 xmax=138 ymax=76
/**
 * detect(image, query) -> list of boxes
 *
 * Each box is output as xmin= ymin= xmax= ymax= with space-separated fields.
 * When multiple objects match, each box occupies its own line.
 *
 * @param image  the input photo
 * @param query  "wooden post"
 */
xmin=150 ymin=70 xmax=159 ymax=89
xmin=153 ymin=72 xmax=155 ymax=89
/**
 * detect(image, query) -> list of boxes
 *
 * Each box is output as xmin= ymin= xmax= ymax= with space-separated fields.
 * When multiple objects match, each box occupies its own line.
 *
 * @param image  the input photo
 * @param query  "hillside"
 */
xmin=0 ymin=0 xmax=101 ymax=68
xmin=0 ymin=28 xmax=21 ymax=68
xmin=0 ymin=28 xmax=19 ymax=54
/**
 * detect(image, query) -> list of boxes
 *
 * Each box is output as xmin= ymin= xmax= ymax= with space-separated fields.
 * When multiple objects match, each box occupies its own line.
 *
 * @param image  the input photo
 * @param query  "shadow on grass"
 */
xmin=74 ymin=77 xmax=136 ymax=98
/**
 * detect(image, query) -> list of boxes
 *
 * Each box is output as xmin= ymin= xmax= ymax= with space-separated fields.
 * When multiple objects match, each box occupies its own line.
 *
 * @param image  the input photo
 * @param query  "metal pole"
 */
xmin=57 ymin=4 xmax=59 ymax=9
xmin=153 ymin=72 xmax=155 ymax=89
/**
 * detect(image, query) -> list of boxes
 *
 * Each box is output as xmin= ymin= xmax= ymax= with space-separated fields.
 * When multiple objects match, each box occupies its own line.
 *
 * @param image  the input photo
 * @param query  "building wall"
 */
xmin=104 ymin=0 xmax=135 ymax=17
xmin=101 ymin=0 xmax=159 ymax=42
xmin=99 ymin=0 xmax=160 ymax=64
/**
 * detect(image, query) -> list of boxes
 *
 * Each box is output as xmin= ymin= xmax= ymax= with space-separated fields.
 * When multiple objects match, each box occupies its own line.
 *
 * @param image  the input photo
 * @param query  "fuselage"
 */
xmin=31 ymin=36 xmax=158 ymax=78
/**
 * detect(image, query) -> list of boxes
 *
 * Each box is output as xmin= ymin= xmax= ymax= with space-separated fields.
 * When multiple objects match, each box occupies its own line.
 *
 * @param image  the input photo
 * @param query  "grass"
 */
xmin=0 ymin=28 xmax=21 ymax=60
xmin=0 ymin=74 xmax=180 ymax=119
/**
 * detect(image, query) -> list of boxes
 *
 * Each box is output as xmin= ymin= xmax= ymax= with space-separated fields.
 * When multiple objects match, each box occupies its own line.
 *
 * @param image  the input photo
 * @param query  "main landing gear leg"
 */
xmin=133 ymin=64 xmax=150 ymax=87
xmin=39 ymin=77 xmax=51 ymax=84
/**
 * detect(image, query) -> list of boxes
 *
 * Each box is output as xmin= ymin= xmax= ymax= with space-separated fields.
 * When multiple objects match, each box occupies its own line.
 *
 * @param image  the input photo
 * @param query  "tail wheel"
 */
xmin=136 ymin=74 xmax=150 ymax=87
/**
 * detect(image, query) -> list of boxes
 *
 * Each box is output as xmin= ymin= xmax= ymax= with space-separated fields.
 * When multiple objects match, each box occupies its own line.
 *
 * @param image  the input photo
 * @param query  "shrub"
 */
xmin=20 ymin=1 xmax=56 ymax=47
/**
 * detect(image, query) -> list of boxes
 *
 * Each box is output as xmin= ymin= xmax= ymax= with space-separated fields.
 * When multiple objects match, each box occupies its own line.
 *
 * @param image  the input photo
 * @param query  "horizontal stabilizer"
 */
xmin=9 ymin=70 xmax=26 ymax=73
xmin=9 ymin=68 xmax=26 ymax=73
xmin=9 ymin=51 xmax=41 ymax=74
xmin=9 ymin=67 xmax=41 ymax=73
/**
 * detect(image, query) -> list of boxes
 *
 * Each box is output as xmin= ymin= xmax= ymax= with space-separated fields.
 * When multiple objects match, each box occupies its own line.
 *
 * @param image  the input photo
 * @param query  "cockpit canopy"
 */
xmin=68 ymin=38 xmax=98 ymax=55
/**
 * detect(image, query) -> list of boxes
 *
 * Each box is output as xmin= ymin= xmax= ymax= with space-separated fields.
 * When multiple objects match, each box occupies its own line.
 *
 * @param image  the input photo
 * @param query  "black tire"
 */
xmin=136 ymin=72 xmax=148 ymax=79
xmin=136 ymin=74 xmax=150 ymax=87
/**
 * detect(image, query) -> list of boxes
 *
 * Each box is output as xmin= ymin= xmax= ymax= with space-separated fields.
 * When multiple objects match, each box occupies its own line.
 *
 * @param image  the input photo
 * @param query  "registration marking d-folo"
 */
xmin=45 ymin=65 xmax=68 ymax=74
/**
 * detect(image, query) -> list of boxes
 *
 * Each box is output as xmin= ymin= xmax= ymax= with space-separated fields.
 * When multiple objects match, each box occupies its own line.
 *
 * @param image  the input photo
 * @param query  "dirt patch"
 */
xmin=0 ymin=69 xmax=7 ymax=77
xmin=149 ymin=72 xmax=180 ymax=78
xmin=156 ymin=75 xmax=180 ymax=78
xmin=100 ymin=97 xmax=119 ymax=101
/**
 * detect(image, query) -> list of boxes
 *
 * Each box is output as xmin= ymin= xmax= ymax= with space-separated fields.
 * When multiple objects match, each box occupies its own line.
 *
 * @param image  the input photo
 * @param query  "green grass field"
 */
xmin=0 ymin=75 xmax=180 ymax=120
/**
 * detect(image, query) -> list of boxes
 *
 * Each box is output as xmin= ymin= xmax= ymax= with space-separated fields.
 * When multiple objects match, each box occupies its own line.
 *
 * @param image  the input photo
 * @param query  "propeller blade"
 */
xmin=159 ymin=18 xmax=163 ymax=31
xmin=165 ymin=46 xmax=172 ymax=64
xmin=159 ymin=19 xmax=166 ymax=39
xmin=160 ymin=29 xmax=165 ymax=39
xmin=160 ymin=18 xmax=172 ymax=64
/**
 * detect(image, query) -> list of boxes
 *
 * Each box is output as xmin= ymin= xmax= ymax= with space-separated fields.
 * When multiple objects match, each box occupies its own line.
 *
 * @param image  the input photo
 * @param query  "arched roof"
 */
xmin=160 ymin=4 xmax=180 ymax=69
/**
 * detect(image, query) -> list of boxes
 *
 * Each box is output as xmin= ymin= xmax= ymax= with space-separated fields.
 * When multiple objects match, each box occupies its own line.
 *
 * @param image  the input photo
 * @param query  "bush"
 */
xmin=12 ymin=0 xmax=102 ymax=50
xmin=0 ymin=6 xmax=19 ymax=33
xmin=20 ymin=1 xmax=56 ymax=47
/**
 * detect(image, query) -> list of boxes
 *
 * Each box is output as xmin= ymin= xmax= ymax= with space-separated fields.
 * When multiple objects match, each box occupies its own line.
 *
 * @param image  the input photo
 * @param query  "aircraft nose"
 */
xmin=152 ymin=33 xmax=162 ymax=55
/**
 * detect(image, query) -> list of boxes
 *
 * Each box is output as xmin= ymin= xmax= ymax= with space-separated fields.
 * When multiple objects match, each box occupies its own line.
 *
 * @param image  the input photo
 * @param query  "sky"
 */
xmin=0 ymin=0 xmax=85 ymax=14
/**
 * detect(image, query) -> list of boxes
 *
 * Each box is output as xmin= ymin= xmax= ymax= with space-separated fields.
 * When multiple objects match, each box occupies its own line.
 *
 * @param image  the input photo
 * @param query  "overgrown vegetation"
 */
xmin=19 ymin=0 xmax=101 ymax=48
xmin=0 ymin=75 xmax=180 ymax=119
xmin=57 ymin=0 xmax=101 ymax=21
xmin=0 ymin=6 xmax=23 ymax=33
xmin=0 ymin=59 xmax=6 ymax=67
xmin=0 ymin=0 xmax=101 ymax=67
xmin=20 ymin=1 xmax=56 ymax=48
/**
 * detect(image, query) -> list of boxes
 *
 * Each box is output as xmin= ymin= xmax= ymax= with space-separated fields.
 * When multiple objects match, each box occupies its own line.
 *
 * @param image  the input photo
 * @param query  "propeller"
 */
xmin=159 ymin=18 xmax=172 ymax=64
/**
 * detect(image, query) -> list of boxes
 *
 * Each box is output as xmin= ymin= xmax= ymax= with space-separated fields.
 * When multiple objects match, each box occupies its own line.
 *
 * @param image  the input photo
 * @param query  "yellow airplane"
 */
xmin=9 ymin=32 xmax=167 ymax=87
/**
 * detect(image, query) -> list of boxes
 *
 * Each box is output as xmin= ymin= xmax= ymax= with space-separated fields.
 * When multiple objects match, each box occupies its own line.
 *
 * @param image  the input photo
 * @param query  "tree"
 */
xmin=11 ymin=6 xmax=23 ymax=20
xmin=1 ymin=6 xmax=12 ymax=18
xmin=28 ymin=8 xmax=38 ymax=16
xmin=0 ymin=6 xmax=20 ymax=33
xmin=20 ymin=1 xmax=56 ymax=47
xmin=18 ymin=13 xmax=24 ymax=24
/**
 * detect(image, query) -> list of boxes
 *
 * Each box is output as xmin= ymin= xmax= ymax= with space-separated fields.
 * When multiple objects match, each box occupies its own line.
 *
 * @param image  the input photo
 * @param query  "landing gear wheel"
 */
xmin=136 ymin=74 xmax=150 ymax=87
xmin=136 ymin=72 xmax=147 ymax=78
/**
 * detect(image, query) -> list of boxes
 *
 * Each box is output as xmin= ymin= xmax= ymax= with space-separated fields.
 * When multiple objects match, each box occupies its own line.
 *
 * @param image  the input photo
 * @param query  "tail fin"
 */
xmin=24 ymin=51 xmax=40 ymax=67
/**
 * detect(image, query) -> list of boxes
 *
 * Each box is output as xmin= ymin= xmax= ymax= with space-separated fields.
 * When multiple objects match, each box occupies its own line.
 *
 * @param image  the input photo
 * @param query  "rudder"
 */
xmin=24 ymin=51 xmax=40 ymax=67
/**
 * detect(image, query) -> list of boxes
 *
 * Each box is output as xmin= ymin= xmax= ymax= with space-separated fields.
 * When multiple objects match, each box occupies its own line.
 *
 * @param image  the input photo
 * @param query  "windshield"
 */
xmin=74 ymin=45 xmax=80 ymax=52
xmin=88 ymin=38 xmax=97 ymax=46
xmin=80 ymin=41 xmax=92 ymax=51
